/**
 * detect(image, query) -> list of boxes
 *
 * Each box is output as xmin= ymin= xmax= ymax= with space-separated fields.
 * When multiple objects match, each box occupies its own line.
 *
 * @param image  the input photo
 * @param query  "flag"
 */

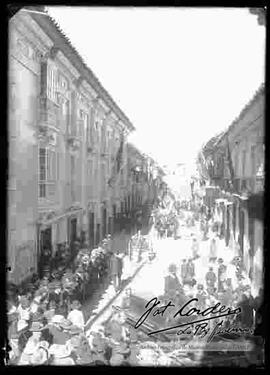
xmin=107 ymin=131 xmax=125 ymax=188
xmin=226 ymin=136 xmax=235 ymax=184
xmin=116 ymin=132 xmax=124 ymax=173
xmin=197 ymin=150 xmax=209 ymax=181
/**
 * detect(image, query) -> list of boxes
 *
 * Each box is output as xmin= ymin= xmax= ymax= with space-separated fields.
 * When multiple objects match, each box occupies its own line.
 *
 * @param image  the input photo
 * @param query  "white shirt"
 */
xmin=67 ymin=309 xmax=84 ymax=329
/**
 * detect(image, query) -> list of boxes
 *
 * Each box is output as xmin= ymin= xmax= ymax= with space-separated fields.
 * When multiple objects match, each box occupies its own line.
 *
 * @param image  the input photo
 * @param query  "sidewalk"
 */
xmin=84 ymin=255 xmax=147 ymax=332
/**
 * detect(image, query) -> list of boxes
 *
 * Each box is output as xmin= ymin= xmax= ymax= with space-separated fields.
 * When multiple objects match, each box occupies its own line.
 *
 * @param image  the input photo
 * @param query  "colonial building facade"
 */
xmin=8 ymin=8 xmax=138 ymax=284
xmin=197 ymin=85 xmax=265 ymax=297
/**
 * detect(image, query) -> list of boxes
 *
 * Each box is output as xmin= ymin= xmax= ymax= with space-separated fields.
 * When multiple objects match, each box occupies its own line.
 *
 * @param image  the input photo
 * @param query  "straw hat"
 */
xmin=29 ymin=321 xmax=46 ymax=332
xmin=51 ymin=315 xmax=65 ymax=324
xmin=43 ymin=309 xmax=55 ymax=322
xmin=29 ymin=346 xmax=48 ymax=365
xmin=59 ymin=319 xmax=73 ymax=330
xmin=49 ymin=343 xmax=72 ymax=359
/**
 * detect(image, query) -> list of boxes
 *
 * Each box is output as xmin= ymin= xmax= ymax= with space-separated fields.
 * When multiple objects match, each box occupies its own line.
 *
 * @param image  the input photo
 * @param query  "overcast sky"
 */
xmin=47 ymin=6 xmax=265 ymax=168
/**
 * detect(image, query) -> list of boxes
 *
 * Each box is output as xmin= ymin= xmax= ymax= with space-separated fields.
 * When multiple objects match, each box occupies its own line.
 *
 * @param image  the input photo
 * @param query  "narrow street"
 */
xmin=6 ymin=7 xmax=265 ymax=368
xmin=84 ymin=213 xmax=238 ymax=333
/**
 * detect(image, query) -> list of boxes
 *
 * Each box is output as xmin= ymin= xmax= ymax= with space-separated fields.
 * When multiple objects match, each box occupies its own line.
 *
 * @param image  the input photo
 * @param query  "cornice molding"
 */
xmin=12 ymin=12 xmax=53 ymax=55
xmin=56 ymin=50 xmax=80 ymax=80
xmin=81 ymin=80 xmax=98 ymax=101
xmin=98 ymin=97 xmax=110 ymax=114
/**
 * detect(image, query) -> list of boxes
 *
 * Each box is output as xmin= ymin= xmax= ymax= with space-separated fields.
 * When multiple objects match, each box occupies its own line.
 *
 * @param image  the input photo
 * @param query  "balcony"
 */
xmin=39 ymin=97 xmax=59 ymax=129
xmin=38 ymin=181 xmax=56 ymax=205
xmin=67 ymin=134 xmax=81 ymax=155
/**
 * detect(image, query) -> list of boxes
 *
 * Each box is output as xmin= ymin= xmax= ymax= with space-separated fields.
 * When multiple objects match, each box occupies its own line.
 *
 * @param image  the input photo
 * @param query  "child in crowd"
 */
xmin=67 ymin=300 xmax=85 ymax=330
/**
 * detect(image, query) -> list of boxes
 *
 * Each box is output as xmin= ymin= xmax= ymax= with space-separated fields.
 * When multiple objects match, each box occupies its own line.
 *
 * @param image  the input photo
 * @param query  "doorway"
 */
xmin=88 ymin=212 xmax=95 ymax=249
xmin=108 ymin=217 xmax=113 ymax=235
xmin=96 ymin=223 xmax=100 ymax=246
xmin=102 ymin=208 xmax=107 ymax=238
xmin=39 ymin=226 xmax=52 ymax=277
xmin=69 ymin=217 xmax=77 ymax=243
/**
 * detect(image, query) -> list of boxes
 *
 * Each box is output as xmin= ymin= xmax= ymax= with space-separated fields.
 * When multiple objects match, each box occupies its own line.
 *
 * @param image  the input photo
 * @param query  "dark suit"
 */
xmin=164 ymin=274 xmax=181 ymax=299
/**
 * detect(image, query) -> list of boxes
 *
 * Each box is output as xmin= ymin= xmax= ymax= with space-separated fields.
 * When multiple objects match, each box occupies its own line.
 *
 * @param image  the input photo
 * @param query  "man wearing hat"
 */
xmin=7 ymin=311 xmax=20 ymax=363
xmin=48 ymin=280 xmax=62 ymax=305
xmin=28 ymin=342 xmax=49 ymax=365
xmin=195 ymin=284 xmax=207 ymax=311
xmin=46 ymin=315 xmax=71 ymax=345
xmin=18 ymin=321 xmax=47 ymax=365
xmin=73 ymin=333 xmax=95 ymax=365
xmin=217 ymin=258 xmax=227 ymax=292
xmin=48 ymin=342 xmax=75 ymax=365
xmin=205 ymin=266 xmax=217 ymax=289
xmin=17 ymin=296 xmax=31 ymax=332
xmin=164 ymin=263 xmax=182 ymax=301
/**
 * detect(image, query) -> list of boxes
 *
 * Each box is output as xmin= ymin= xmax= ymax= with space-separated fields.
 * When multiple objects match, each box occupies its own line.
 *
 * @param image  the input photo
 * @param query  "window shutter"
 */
xmin=57 ymin=152 xmax=60 ymax=180
xmin=51 ymin=150 xmax=56 ymax=180
xmin=40 ymin=62 xmax=47 ymax=97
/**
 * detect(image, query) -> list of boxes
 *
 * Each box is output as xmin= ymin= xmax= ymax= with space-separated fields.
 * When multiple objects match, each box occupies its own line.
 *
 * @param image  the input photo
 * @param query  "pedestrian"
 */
xmin=236 ymin=292 xmax=254 ymax=329
xmin=164 ymin=264 xmax=182 ymax=301
xmin=195 ymin=284 xmax=207 ymax=310
xmin=185 ymin=258 xmax=195 ymax=287
xmin=67 ymin=300 xmax=85 ymax=330
xmin=217 ymin=258 xmax=227 ymax=292
xmin=180 ymin=259 xmax=188 ymax=285
xmin=110 ymin=251 xmax=122 ymax=292
xmin=205 ymin=267 xmax=217 ymax=289
xmin=17 ymin=296 xmax=31 ymax=332
xmin=219 ymin=278 xmax=234 ymax=306
xmin=18 ymin=321 xmax=48 ymax=365
xmin=191 ymin=237 xmax=199 ymax=260
xmin=209 ymin=236 xmax=218 ymax=263
xmin=48 ymin=342 xmax=75 ymax=365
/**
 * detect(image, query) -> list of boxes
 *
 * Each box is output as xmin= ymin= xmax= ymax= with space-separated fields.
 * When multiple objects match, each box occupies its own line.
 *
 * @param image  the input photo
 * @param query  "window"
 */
xmin=251 ymin=145 xmax=256 ymax=175
xmin=39 ymin=148 xmax=47 ymax=181
xmin=71 ymin=155 xmax=76 ymax=202
xmin=47 ymin=66 xmax=57 ymax=102
xmin=242 ymin=150 xmax=246 ymax=177
xmin=38 ymin=147 xmax=56 ymax=198
xmin=47 ymin=150 xmax=56 ymax=180
xmin=234 ymin=154 xmax=239 ymax=177
xmin=39 ymin=148 xmax=47 ymax=198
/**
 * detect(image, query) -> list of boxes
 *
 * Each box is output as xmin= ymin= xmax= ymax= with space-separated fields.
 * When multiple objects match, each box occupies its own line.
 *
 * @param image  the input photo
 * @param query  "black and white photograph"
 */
xmin=5 ymin=5 xmax=266 ymax=367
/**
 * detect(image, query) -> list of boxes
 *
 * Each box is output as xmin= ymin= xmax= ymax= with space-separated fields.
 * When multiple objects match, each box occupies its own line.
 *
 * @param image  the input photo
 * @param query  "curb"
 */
xmin=84 ymin=259 xmax=147 ymax=332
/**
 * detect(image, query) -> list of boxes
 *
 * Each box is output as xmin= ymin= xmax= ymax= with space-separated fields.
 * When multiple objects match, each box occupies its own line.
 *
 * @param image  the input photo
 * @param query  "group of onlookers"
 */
xmin=7 ymin=286 xmax=144 ymax=366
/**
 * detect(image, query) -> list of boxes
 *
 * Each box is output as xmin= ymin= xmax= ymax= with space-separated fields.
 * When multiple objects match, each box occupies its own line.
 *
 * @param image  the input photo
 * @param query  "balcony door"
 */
xmin=68 ymin=217 xmax=77 ymax=243
xmin=88 ymin=212 xmax=95 ymax=249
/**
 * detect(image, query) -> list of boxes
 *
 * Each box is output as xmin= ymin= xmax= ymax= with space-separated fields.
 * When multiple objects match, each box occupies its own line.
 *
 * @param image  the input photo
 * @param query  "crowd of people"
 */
xmin=161 ymin=230 xmax=263 ymax=337
xmin=6 ymin=233 xmax=131 ymax=365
